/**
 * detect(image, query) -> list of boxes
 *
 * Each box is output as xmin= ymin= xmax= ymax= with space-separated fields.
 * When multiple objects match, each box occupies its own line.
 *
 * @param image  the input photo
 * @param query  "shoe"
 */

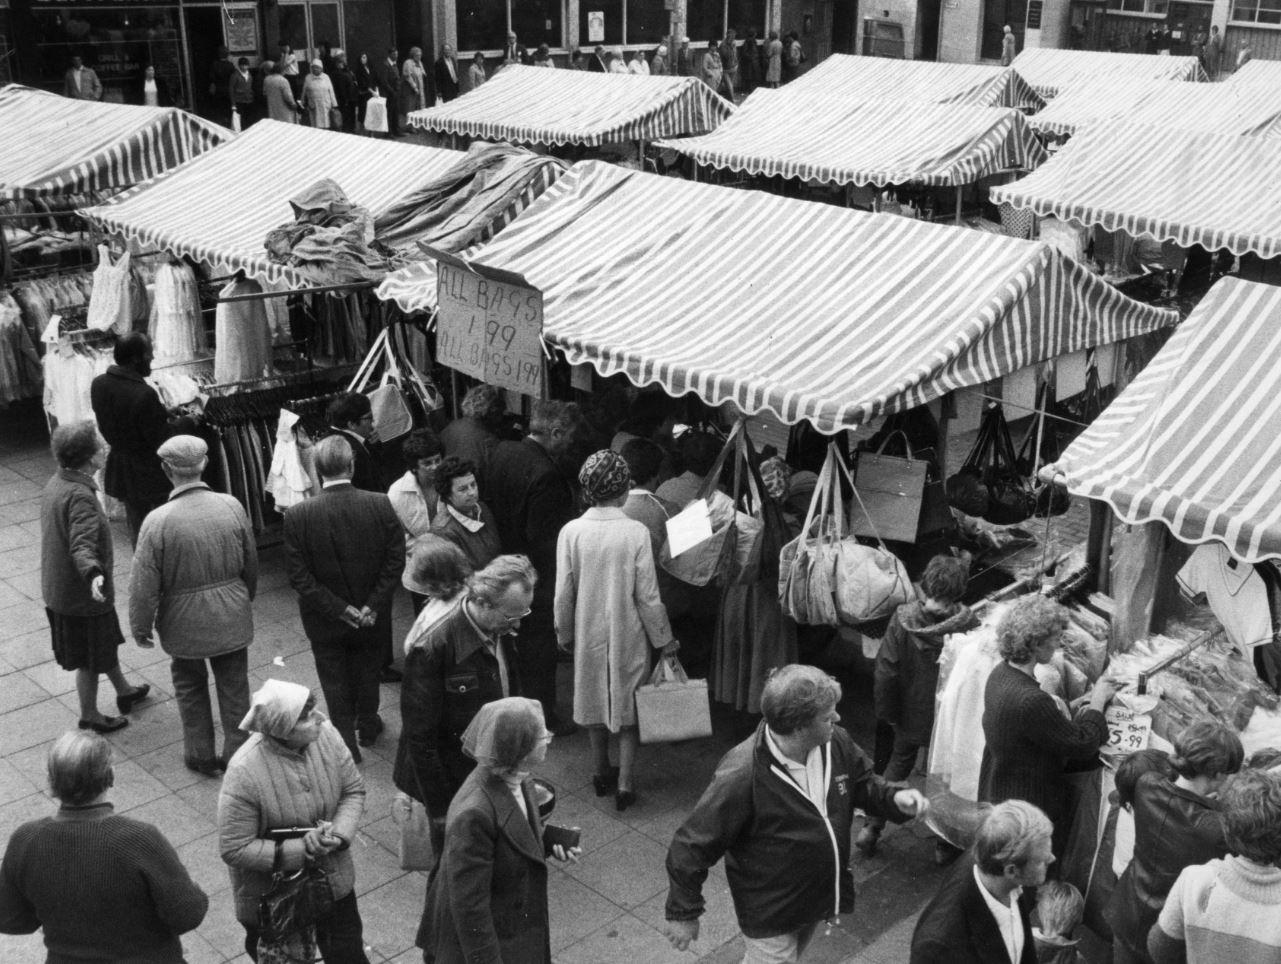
xmin=591 ymin=767 xmax=619 ymax=797
xmin=934 ymin=840 xmax=962 ymax=866
xmin=855 ymin=825 xmax=881 ymax=857
xmin=185 ymin=758 xmax=224 ymax=778
xmin=116 ymin=683 xmax=151 ymax=715
xmin=550 ymin=720 xmax=579 ymax=738
xmin=380 ymin=666 xmax=404 ymax=683
xmin=615 ymin=789 xmax=637 ymax=812
xmin=79 ymin=716 xmax=128 ymax=733
xmin=358 ymin=717 xmax=385 ymax=747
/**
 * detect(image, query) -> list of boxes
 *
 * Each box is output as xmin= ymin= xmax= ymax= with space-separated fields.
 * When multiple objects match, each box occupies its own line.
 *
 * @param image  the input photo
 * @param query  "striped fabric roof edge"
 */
xmin=656 ymin=95 xmax=1047 ymax=188
xmin=1053 ymin=277 xmax=1281 ymax=562
xmin=407 ymin=66 xmax=733 ymax=147
xmin=1010 ymin=48 xmax=1206 ymax=98
xmin=786 ymin=54 xmax=1045 ymax=110
xmin=0 ymin=83 xmax=231 ymax=198
xmin=990 ymin=120 xmax=1281 ymax=259
xmin=380 ymin=160 xmax=1175 ymax=433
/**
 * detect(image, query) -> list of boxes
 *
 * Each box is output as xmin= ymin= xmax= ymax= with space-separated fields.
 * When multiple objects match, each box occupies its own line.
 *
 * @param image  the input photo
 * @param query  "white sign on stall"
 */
xmin=1105 ymin=705 xmax=1152 ymax=755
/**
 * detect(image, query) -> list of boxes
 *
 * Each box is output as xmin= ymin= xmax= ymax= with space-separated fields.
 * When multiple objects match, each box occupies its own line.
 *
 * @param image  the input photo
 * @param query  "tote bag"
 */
xmin=661 ymin=425 xmax=740 ymax=587
xmin=635 ymin=657 xmax=713 ymax=744
xmin=364 ymin=95 xmax=389 ymax=133
xmin=392 ymin=792 xmax=433 ymax=872
xmin=848 ymin=431 xmax=929 ymax=543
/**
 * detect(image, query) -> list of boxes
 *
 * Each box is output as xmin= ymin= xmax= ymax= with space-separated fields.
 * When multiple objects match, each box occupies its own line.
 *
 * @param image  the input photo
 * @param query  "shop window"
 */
xmin=1107 ymin=0 xmax=1168 ymax=12
xmin=626 ymin=0 xmax=668 ymax=46
xmin=512 ymin=0 xmax=564 ymax=47
xmin=458 ymin=0 xmax=563 ymax=49
xmin=686 ymin=0 xmax=723 ymax=41
xmin=457 ymin=0 xmax=509 ymax=51
xmin=727 ymin=0 xmax=767 ymax=38
xmin=343 ymin=0 xmax=394 ymax=66
xmin=1233 ymin=0 xmax=1281 ymax=22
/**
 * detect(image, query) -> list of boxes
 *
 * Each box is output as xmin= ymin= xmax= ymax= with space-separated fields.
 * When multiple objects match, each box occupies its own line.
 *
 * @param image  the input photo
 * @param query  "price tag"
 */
xmin=1105 ymin=706 xmax=1152 ymax=754
xmin=435 ymin=260 xmax=544 ymax=398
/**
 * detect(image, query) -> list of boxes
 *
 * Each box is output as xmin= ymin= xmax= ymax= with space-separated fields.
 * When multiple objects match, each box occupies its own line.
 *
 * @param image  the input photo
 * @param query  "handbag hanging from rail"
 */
xmin=949 ymin=403 xmax=1036 ymax=525
xmin=1016 ymin=383 xmax=1071 ymax=518
xmin=256 ymin=842 xmax=335 ymax=964
xmin=849 ymin=430 xmax=953 ymax=543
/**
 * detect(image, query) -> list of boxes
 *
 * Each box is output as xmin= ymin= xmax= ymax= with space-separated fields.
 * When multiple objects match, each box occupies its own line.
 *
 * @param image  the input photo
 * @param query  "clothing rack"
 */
xmin=1136 ymin=628 xmax=1226 ymax=696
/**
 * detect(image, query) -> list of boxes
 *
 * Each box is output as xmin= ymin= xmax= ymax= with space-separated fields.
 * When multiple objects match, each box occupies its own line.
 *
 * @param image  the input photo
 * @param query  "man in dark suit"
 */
xmin=910 ymin=800 xmax=1049 ymax=963
xmin=326 ymin=392 xmax=383 ymax=493
xmin=434 ymin=43 xmax=460 ymax=102
xmin=501 ymin=31 xmax=529 ymax=66
xmin=63 ymin=55 xmax=103 ymax=101
xmin=283 ymin=435 xmax=404 ymax=761
xmin=484 ymin=399 xmax=580 ymax=734
xmin=376 ymin=46 xmax=404 ymax=137
xmin=587 ymin=45 xmax=608 ymax=72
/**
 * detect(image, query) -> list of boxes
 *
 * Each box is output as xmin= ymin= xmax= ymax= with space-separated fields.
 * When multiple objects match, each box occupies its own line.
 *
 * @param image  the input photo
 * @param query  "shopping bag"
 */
xmin=848 ymin=432 xmax=929 ymax=543
xmin=368 ymin=381 xmax=413 ymax=442
xmin=635 ymin=657 xmax=712 ymax=744
xmin=392 ymin=792 xmax=433 ymax=871
xmin=329 ymin=107 xmax=344 ymax=130
xmin=365 ymin=95 xmax=389 ymax=133
xmin=660 ymin=499 xmax=733 ymax=587
xmin=950 ymin=403 xmax=1035 ymax=525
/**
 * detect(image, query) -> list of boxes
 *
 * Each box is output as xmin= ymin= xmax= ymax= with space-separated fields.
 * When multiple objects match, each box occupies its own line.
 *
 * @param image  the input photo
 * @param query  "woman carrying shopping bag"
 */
xmin=555 ymin=450 xmax=679 ymax=811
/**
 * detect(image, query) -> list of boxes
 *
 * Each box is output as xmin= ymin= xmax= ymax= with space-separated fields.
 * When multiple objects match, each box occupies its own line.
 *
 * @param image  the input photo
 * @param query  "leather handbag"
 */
xmin=951 ymin=403 xmax=1035 ymax=525
xmin=328 ymin=107 xmax=344 ymax=130
xmin=849 ymin=431 xmax=929 ymax=543
xmin=256 ymin=843 xmax=334 ymax=962
xmin=635 ymin=657 xmax=713 ymax=744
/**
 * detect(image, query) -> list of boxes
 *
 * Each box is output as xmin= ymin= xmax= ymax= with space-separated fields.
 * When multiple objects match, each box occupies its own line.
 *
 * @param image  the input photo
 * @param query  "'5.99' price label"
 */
xmin=1104 ymin=706 xmax=1152 ymax=755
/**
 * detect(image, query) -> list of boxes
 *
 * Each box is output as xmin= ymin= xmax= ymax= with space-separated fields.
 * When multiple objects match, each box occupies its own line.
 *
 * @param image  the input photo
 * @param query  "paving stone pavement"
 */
xmin=0 ymin=400 xmax=951 ymax=964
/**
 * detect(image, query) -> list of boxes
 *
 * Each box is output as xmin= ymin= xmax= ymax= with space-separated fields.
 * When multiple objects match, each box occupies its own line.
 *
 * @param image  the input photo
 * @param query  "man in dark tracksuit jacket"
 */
xmin=663 ymin=664 xmax=929 ymax=960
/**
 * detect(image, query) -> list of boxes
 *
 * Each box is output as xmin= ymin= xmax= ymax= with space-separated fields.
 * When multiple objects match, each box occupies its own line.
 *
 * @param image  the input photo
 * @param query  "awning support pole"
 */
xmin=217 ymin=280 xmax=374 ymax=303
xmin=954 ymin=186 xmax=963 ymax=225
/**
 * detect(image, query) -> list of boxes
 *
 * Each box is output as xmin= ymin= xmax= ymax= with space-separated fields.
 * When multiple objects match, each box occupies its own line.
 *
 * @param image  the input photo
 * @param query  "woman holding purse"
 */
xmin=555 ymin=450 xmax=678 ymax=811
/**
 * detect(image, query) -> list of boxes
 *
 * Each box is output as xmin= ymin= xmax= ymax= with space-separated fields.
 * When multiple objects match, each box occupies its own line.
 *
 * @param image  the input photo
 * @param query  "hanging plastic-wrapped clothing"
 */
xmin=150 ymin=262 xmax=205 ymax=362
xmin=86 ymin=244 xmax=132 ymax=334
xmin=267 ymin=408 xmax=317 ymax=509
xmin=214 ymin=277 xmax=274 ymax=384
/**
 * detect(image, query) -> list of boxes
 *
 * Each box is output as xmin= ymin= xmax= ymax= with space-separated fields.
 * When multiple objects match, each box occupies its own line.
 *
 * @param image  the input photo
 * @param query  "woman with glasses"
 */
xmin=394 ymin=554 xmax=538 ymax=861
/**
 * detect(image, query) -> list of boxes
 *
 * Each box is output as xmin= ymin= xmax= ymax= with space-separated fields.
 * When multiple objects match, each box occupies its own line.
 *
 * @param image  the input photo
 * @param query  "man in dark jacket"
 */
xmin=484 ymin=399 xmax=581 ymax=734
xmin=393 ymin=554 xmax=533 ymax=860
xmin=910 ymin=800 xmax=1049 ymax=964
xmin=859 ymin=554 xmax=976 ymax=857
xmin=89 ymin=332 xmax=192 ymax=545
xmin=376 ymin=47 xmax=404 ymax=137
xmin=330 ymin=50 xmax=359 ymax=132
xmin=326 ymin=392 xmax=383 ymax=492
xmin=283 ymin=435 xmax=404 ymax=761
xmin=439 ymin=383 xmax=507 ymax=496
xmin=663 ymin=664 xmax=927 ymax=959
xmin=433 ymin=43 xmax=460 ymax=102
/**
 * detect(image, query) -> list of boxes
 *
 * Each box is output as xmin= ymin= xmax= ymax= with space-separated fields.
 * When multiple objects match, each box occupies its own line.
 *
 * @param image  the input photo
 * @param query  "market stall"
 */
xmin=780 ymin=54 xmax=1044 ymax=110
xmin=1010 ymin=48 xmax=1207 ymax=100
xmin=406 ymin=65 xmax=734 ymax=151
xmin=1229 ymin=59 xmax=1281 ymax=88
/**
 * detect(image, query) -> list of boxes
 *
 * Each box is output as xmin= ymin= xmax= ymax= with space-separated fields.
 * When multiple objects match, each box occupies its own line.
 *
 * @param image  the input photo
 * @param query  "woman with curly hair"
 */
xmin=978 ymin=595 xmax=1118 ymax=857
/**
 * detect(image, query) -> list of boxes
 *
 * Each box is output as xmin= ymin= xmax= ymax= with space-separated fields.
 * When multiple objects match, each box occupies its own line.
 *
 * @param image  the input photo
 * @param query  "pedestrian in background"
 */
xmin=677 ymin=36 xmax=696 ymax=76
xmin=132 ymin=64 xmax=174 ymax=107
xmin=629 ymin=49 xmax=650 ymax=75
xmin=765 ymin=31 xmax=783 ymax=88
xmin=376 ymin=47 xmax=404 ymax=137
xmin=264 ymin=59 xmax=301 ymax=122
xmin=387 ymin=428 xmax=444 ymax=613
xmin=1202 ymin=26 xmax=1223 ymax=79
xmin=1002 ymin=24 xmax=1017 ymax=66
xmin=433 ymin=456 xmax=502 ymax=571
xmin=0 ymin=731 xmax=208 ymax=959
xmin=400 ymin=537 xmax=473 ymax=653
xmin=302 ymin=58 xmax=337 ymax=128
xmin=230 ymin=57 xmax=256 ymax=129
xmin=440 ymin=383 xmax=506 ymax=495
xmin=326 ymin=392 xmax=384 ymax=491
xmin=534 ymin=43 xmax=555 ymax=67
xmin=284 ymin=435 xmax=404 ymax=761
xmin=468 ymin=51 xmax=488 ymax=89
xmin=354 ymin=52 xmax=375 ymax=128
xmin=63 ymin=55 xmax=102 ymax=100
xmin=651 ymin=44 xmax=669 ymax=75
xmin=739 ymin=30 xmax=760 ymax=95
xmin=331 ymin=50 xmax=359 ymax=131
xmin=700 ymin=42 xmax=723 ymax=91
xmin=129 ymin=435 xmax=257 ymax=776
xmin=403 ymin=46 xmax=428 ymax=112
xmin=208 ymin=46 xmax=236 ymax=123
xmin=719 ymin=30 xmax=738 ymax=100
xmin=435 ymin=43 xmax=461 ymax=101
xmin=40 ymin=421 xmax=150 ymax=734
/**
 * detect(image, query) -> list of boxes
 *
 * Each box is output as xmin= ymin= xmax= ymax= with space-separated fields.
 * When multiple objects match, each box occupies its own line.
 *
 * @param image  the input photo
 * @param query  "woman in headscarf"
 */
xmin=301 ymin=58 xmax=337 ymax=128
xmin=651 ymin=44 xmax=669 ymax=75
xmin=218 ymin=679 xmax=368 ymax=963
xmin=555 ymin=451 xmax=678 ymax=811
xmin=402 ymin=46 xmax=427 ymax=112
xmin=416 ymin=697 xmax=581 ymax=963
xmin=609 ymin=47 xmax=630 ymax=73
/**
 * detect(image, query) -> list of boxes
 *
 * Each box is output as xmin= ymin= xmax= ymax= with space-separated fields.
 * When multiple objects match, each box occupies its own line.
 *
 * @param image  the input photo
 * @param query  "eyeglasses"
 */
xmin=496 ymin=606 xmax=533 ymax=623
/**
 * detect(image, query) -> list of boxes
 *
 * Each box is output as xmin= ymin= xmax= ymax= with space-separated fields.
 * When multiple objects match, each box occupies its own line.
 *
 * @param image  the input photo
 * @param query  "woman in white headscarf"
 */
xmin=415 ymin=697 xmax=581 ymax=963
xmin=218 ymin=680 xmax=368 ymax=963
xmin=609 ymin=47 xmax=629 ymax=73
xmin=301 ymin=58 xmax=337 ymax=128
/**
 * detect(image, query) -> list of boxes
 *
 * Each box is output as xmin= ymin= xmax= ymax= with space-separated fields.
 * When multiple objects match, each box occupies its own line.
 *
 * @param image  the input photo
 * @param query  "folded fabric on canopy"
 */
xmin=377 ymin=161 xmax=1175 ymax=433
xmin=991 ymin=121 xmax=1281 ymax=258
xmin=780 ymin=54 xmax=1044 ymax=110
xmin=407 ymin=65 xmax=734 ymax=147
xmin=1051 ymin=277 xmax=1281 ymax=562
xmin=657 ymin=90 xmax=1046 ymax=187
xmin=0 ymin=83 xmax=230 ymax=198
xmin=1011 ymin=48 xmax=1206 ymax=99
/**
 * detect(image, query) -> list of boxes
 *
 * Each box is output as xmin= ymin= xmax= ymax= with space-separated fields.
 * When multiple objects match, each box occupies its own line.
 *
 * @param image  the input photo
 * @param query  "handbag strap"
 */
xmin=271 ymin=840 xmax=286 ymax=874
xmin=693 ymin=422 xmax=740 ymax=504
xmin=838 ymin=451 xmax=892 ymax=552
xmin=875 ymin=429 xmax=915 ymax=459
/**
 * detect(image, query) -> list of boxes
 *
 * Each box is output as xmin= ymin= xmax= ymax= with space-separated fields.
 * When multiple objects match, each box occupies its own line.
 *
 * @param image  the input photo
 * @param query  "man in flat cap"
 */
xmin=130 ymin=436 xmax=258 ymax=776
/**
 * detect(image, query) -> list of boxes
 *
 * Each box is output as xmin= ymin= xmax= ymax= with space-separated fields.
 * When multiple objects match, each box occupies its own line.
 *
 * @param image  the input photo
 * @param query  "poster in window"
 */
xmin=588 ymin=11 xmax=606 ymax=42
xmin=224 ymin=6 xmax=259 ymax=53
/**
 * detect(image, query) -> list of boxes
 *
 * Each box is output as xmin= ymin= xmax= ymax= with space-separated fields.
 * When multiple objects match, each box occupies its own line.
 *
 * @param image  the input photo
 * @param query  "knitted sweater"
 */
xmin=1151 ymin=855 xmax=1281 ymax=964
xmin=0 ymin=802 xmax=208 ymax=962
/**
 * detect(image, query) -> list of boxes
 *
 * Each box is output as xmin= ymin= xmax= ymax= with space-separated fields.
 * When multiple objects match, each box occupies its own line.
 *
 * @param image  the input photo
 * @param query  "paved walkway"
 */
xmin=0 ymin=399 xmax=949 ymax=963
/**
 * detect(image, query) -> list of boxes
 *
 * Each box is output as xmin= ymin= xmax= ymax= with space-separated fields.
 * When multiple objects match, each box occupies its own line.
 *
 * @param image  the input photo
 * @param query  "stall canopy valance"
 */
xmin=1051 ymin=277 xmax=1281 ymax=562
xmin=656 ymin=89 xmax=1046 ymax=187
xmin=781 ymin=54 xmax=1044 ymax=109
xmin=406 ymin=65 xmax=734 ymax=147
xmin=1028 ymin=77 xmax=1281 ymax=138
xmin=1010 ymin=48 xmax=1206 ymax=99
xmin=1229 ymin=60 xmax=1281 ymax=88
xmin=990 ymin=121 xmax=1281 ymax=259
xmin=377 ymin=161 xmax=1175 ymax=433
xmin=80 ymin=120 xmax=493 ymax=288
xmin=0 ymin=84 xmax=230 ymax=199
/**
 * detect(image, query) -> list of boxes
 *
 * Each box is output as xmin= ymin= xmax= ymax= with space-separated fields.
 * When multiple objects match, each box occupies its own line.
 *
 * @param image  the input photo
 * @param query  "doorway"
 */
xmin=277 ymin=1 xmax=343 ymax=62
xmin=832 ymin=0 xmax=859 ymax=52
xmin=916 ymin=0 xmax=941 ymax=58
xmin=981 ymin=0 xmax=1026 ymax=59
xmin=184 ymin=6 xmax=226 ymax=116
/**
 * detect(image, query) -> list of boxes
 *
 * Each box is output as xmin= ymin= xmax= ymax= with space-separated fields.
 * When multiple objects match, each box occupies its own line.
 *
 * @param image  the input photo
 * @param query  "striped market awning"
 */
xmin=1010 ymin=48 xmax=1206 ymax=99
xmin=1029 ymin=77 xmax=1281 ymax=138
xmin=990 ymin=121 xmax=1281 ymax=258
xmin=1229 ymin=59 xmax=1281 ymax=87
xmin=656 ymin=89 xmax=1046 ymax=188
xmin=1051 ymin=277 xmax=1281 ymax=562
xmin=0 ymin=84 xmax=230 ymax=198
xmin=81 ymin=120 xmax=469 ymax=288
xmin=782 ymin=54 xmax=1044 ymax=110
xmin=378 ymin=161 xmax=1175 ymax=432
xmin=407 ymin=65 xmax=734 ymax=147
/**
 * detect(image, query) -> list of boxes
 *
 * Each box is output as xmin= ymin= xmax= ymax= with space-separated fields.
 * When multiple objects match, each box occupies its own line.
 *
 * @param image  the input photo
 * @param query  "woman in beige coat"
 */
xmin=555 ymin=451 xmax=677 ymax=811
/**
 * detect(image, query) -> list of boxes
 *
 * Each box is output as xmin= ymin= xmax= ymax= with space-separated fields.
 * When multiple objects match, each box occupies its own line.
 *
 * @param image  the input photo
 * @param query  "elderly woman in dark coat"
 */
xmin=432 ymin=456 xmax=502 ymax=571
xmin=417 ymin=697 xmax=581 ymax=963
xmin=978 ymin=595 xmax=1118 ymax=856
xmin=40 ymin=420 xmax=149 ymax=733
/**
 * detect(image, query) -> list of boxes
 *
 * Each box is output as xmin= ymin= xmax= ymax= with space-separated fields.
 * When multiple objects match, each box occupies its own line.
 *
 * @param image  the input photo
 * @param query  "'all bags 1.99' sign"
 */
xmin=433 ymin=255 xmax=544 ymax=397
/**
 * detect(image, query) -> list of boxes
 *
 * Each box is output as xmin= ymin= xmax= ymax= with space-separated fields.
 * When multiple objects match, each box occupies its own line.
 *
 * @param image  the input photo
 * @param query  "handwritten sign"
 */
xmin=1105 ymin=706 xmax=1152 ymax=755
xmin=435 ymin=260 xmax=544 ymax=397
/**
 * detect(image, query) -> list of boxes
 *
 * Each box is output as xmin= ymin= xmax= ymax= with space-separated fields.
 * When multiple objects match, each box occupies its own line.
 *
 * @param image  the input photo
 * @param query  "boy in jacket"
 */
xmin=860 ymin=554 xmax=977 ymax=858
xmin=663 ymin=664 xmax=928 ymax=961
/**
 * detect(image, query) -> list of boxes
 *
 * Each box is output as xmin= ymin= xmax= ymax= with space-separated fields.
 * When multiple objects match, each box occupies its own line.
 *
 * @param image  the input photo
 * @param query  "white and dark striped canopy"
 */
xmin=1029 ymin=76 xmax=1281 ymax=137
xmin=783 ymin=54 xmax=1044 ymax=109
xmin=378 ymin=161 xmax=1175 ymax=432
xmin=1010 ymin=48 xmax=1206 ymax=99
xmin=407 ymin=65 xmax=733 ymax=146
xmin=0 ymin=84 xmax=230 ymax=198
xmin=656 ymin=88 xmax=1046 ymax=187
xmin=991 ymin=121 xmax=1281 ymax=258
xmin=81 ymin=120 xmax=467 ymax=288
xmin=1052 ymin=277 xmax=1281 ymax=562
xmin=1229 ymin=59 xmax=1281 ymax=88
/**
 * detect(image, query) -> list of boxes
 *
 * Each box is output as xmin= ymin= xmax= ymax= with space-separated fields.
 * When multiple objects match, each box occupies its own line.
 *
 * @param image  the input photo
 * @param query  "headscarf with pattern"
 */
xmin=578 ymin=449 xmax=632 ymax=506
